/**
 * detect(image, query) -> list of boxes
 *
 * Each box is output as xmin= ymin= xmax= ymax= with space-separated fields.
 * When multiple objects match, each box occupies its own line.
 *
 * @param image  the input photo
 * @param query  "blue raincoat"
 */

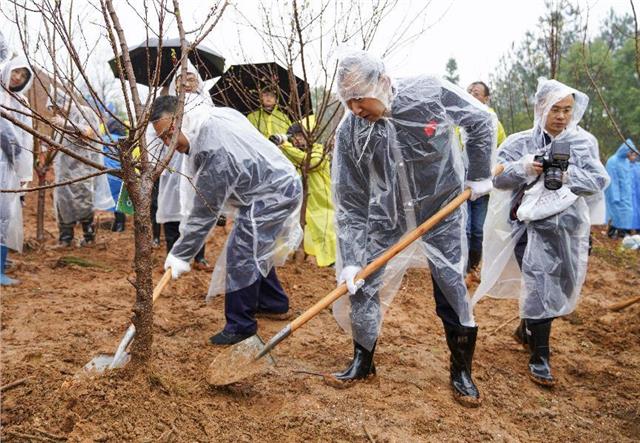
xmin=605 ymin=140 xmax=636 ymax=230
xmin=632 ymin=155 xmax=640 ymax=229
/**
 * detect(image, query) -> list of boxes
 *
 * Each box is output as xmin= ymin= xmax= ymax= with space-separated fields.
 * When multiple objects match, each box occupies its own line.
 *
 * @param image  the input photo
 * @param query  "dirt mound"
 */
xmin=1 ymin=193 xmax=639 ymax=441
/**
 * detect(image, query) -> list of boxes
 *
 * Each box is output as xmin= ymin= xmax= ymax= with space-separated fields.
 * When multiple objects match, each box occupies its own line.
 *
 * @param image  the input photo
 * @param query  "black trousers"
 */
xmin=431 ymin=273 xmax=463 ymax=328
xmin=223 ymin=267 xmax=289 ymax=335
xmin=163 ymin=221 xmax=205 ymax=261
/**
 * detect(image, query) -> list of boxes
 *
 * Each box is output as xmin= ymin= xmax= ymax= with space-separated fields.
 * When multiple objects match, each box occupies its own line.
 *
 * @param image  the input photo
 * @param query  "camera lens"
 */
xmin=544 ymin=167 xmax=563 ymax=190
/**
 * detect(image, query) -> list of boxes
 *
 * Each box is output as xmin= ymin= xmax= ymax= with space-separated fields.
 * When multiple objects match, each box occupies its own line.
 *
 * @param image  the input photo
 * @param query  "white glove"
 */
xmin=338 ymin=265 xmax=364 ymax=295
xmin=465 ymin=178 xmax=493 ymax=201
xmin=164 ymin=253 xmax=191 ymax=279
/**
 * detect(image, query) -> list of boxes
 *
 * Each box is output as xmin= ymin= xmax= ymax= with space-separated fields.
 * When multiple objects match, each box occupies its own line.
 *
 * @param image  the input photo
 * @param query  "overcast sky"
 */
xmin=0 ymin=0 xmax=634 ymax=90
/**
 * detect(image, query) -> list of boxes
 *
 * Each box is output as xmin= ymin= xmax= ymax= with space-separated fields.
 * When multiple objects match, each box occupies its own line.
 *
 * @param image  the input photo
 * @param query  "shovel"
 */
xmin=83 ymin=268 xmax=173 ymax=373
xmin=207 ymin=189 xmax=472 ymax=385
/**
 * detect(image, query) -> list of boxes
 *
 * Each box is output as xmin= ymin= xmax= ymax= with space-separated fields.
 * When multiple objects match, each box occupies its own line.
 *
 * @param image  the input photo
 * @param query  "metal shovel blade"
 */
xmin=207 ymin=335 xmax=275 ymax=386
xmin=83 ymin=352 xmax=131 ymax=374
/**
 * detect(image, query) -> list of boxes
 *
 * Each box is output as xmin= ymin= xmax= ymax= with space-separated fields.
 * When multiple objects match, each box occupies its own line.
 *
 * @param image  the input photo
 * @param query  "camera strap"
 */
xmin=509 ymin=175 xmax=541 ymax=221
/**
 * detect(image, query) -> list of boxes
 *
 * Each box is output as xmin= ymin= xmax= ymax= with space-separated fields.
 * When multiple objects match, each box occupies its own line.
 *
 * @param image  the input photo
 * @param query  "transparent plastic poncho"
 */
xmin=331 ymin=51 xmax=496 ymax=350
xmin=1 ymin=57 xmax=34 ymax=182
xmin=169 ymin=104 xmax=302 ymax=297
xmin=471 ymin=78 xmax=610 ymax=319
xmin=47 ymin=91 xmax=114 ymax=223
xmin=0 ymin=118 xmax=25 ymax=252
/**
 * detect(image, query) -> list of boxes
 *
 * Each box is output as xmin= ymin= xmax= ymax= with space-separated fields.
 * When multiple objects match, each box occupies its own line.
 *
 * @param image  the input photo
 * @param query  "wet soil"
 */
xmin=1 ymin=192 xmax=639 ymax=442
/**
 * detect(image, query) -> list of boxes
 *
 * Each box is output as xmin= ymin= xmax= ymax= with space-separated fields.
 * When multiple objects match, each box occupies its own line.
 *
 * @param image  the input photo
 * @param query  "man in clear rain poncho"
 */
xmin=151 ymin=95 xmax=303 ymax=345
xmin=46 ymin=90 xmax=114 ymax=246
xmin=472 ymin=78 xmax=610 ymax=387
xmin=330 ymin=51 xmax=495 ymax=407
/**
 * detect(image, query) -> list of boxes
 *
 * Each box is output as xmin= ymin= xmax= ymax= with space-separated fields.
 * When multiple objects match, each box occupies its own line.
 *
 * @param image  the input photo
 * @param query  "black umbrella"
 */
xmin=108 ymin=37 xmax=225 ymax=86
xmin=209 ymin=62 xmax=311 ymax=119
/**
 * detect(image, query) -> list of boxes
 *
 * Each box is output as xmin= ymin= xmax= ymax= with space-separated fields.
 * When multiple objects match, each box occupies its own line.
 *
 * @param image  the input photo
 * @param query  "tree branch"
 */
xmin=0 ymin=168 xmax=119 ymax=193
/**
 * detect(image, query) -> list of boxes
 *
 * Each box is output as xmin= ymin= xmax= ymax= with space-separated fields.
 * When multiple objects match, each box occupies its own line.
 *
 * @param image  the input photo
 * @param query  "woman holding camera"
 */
xmin=472 ymin=78 xmax=609 ymax=387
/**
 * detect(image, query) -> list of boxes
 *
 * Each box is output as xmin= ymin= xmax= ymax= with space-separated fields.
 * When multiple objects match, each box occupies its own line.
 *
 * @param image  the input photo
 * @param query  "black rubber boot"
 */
xmin=444 ymin=324 xmax=481 ymax=407
xmin=58 ymin=222 xmax=75 ymax=247
xmin=112 ymin=212 xmax=126 ymax=232
xmin=466 ymin=249 xmax=482 ymax=273
xmin=330 ymin=340 xmax=376 ymax=383
xmin=513 ymin=319 xmax=528 ymax=349
xmin=525 ymin=319 xmax=555 ymax=387
xmin=80 ymin=215 xmax=96 ymax=246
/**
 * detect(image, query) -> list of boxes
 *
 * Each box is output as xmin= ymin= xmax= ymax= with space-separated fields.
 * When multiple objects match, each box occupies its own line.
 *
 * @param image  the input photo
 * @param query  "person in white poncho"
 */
xmin=46 ymin=90 xmax=114 ymax=247
xmin=472 ymin=78 xmax=609 ymax=387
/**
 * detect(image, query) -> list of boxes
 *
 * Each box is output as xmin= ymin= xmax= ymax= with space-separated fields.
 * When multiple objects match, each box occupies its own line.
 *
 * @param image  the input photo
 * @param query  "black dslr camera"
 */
xmin=533 ymin=141 xmax=571 ymax=190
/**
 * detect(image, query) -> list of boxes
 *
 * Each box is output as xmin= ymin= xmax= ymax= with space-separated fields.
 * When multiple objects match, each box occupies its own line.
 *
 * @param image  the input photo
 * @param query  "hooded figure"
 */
xmin=1 ymin=56 xmax=34 ymax=183
xmin=168 ymin=60 xmax=213 ymax=103
xmin=604 ymin=139 xmax=637 ymax=233
xmin=246 ymin=87 xmax=292 ymax=139
xmin=47 ymin=89 xmax=114 ymax=246
xmin=472 ymin=78 xmax=610 ymax=387
xmin=275 ymin=122 xmax=336 ymax=267
xmin=0 ymin=118 xmax=25 ymax=285
xmin=633 ymin=150 xmax=640 ymax=230
xmin=330 ymin=50 xmax=495 ymax=406
xmin=152 ymin=96 xmax=303 ymax=345
xmin=150 ymin=127 xmax=209 ymax=270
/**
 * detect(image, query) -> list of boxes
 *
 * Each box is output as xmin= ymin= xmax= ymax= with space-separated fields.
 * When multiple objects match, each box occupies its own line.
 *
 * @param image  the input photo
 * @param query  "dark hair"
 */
xmin=469 ymin=81 xmax=490 ymax=97
xmin=287 ymin=122 xmax=303 ymax=137
xmin=107 ymin=118 xmax=127 ymax=136
xmin=150 ymin=95 xmax=178 ymax=122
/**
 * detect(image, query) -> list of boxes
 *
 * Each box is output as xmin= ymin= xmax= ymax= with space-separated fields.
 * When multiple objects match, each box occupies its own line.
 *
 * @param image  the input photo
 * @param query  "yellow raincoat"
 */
xmin=280 ymin=142 xmax=336 ymax=267
xmin=247 ymin=106 xmax=292 ymax=138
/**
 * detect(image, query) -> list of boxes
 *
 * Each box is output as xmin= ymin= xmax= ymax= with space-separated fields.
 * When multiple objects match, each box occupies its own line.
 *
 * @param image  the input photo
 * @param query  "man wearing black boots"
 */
xmin=328 ymin=51 xmax=495 ymax=407
xmin=478 ymin=78 xmax=609 ymax=387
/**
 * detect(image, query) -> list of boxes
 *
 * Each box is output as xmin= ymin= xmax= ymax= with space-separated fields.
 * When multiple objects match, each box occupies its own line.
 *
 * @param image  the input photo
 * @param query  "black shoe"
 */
xmin=330 ymin=340 xmax=376 ymax=383
xmin=81 ymin=218 xmax=95 ymax=244
xmin=193 ymin=258 xmax=213 ymax=272
xmin=513 ymin=319 xmax=528 ymax=349
xmin=525 ymin=319 xmax=555 ymax=387
xmin=467 ymin=249 xmax=482 ymax=274
xmin=444 ymin=324 xmax=481 ymax=407
xmin=216 ymin=215 xmax=227 ymax=227
xmin=208 ymin=330 xmax=253 ymax=346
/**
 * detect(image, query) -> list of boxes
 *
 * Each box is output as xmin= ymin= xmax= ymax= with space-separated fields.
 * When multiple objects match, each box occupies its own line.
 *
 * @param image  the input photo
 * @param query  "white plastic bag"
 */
xmin=516 ymin=179 xmax=578 ymax=222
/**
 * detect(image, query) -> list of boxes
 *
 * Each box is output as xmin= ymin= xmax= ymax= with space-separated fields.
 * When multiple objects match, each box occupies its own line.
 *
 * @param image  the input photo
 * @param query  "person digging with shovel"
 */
xmin=150 ymin=96 xmax=303 ymax=346
xmin=328 ymin=51 xmax=495 ymax=407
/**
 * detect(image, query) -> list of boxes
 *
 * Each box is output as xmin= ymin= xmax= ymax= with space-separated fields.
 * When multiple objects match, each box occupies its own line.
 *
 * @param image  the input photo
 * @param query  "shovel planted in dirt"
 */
xmin=83 ymin=268 xmax=173 ymax=373
xmin=207 ymin=189 xmax=473 ymax=386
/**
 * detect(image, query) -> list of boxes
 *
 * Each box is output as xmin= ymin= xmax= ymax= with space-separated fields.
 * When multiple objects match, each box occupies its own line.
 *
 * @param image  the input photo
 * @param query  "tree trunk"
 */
xmin=122 ymin=165 xmax=155 ymax=365
xmin=36 ymin=169 xmax=47 ymax=242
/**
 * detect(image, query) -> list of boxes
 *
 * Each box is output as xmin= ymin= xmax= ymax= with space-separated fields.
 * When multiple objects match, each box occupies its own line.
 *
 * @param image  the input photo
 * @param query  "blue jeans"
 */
xmin=466 ymin=195 xmax=489 ymax=253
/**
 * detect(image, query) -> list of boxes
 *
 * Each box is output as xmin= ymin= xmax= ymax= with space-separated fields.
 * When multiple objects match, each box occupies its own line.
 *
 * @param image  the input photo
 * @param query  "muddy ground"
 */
xmin=1 ymin=193 xmax=639 ymax=442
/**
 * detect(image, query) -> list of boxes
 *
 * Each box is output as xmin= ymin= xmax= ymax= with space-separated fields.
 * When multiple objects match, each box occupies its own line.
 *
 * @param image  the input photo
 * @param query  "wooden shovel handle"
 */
xmin=608 ymin=295 xmax=640 ymax=312
xmin=290 ymin=189 xmax=472 ymax=332
xmin=152 ymin=268 xmax=173 ymax=304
